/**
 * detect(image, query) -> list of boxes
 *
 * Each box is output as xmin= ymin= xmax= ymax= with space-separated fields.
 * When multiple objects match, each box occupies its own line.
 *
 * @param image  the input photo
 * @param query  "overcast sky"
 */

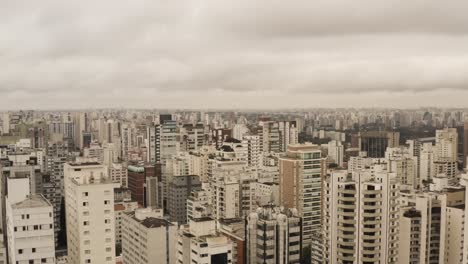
xmin=2 ymin=0 xmax=468 ymax=109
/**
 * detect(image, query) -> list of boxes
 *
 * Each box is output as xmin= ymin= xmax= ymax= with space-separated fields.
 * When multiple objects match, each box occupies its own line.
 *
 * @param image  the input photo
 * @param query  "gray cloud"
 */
xmin=1 ymin=0 xmax=468 ymax=109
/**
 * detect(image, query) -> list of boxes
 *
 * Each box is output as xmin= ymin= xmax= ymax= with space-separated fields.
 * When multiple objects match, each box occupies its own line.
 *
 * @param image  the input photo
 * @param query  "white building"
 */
xmin=386 ymin=147 xmax=418 ymax=188
xmin=2 ymin=113 xmax=10 ymax=135
xmin=6 ymin=176 xmax=55 ymax=264
xmin=327 ymin=140 xmax=344 ymax=167
xmin=177 ymin=217 xmax=233 ymax=264
xmin=109 ymin=163 xmax=128 ymax=188
xmin=243 ymin=135 xmax=262 ymax=169
xmin=64 ymin=162 xmax=119 ymax=264
xmin=121 ymin=208 xmax=177 ymax=264
xmin=420 ymin=142 xmax=435 ymax=184
xmin=114 ymin=200 xmax=139 ymax=245
xmin=83 ymin=142 xmax=104 ymax=163
xmin=435 ymin=128 xmax=458 ymax=162
xmin=232 ymin=124 xmax=249 ymax=141
xmin=323 ymin=167 xmax=400 ymax=263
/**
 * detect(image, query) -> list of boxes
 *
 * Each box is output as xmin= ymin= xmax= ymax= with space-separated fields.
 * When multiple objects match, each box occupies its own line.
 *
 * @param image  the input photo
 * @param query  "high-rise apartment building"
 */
xmin=177 ymin=217 xmax=233 ymax=264
xmin=279 ymin=143 xmax=325 ymax=244
xmin=146 ymin=115 xmax=179 ymax=164
xmin=6 ymin=176 xmax=55 ymax=264
xmin=327 ymin=140 xmax=344 ymax=167
xmin=167 ymin=175 xmax=202 ymax=224
xmin=259 ymin=120 xmax=298 ymax=153
xmin=245 ymin=206 xmax=302 ymax=264
xmin=1 ymin=113 xmax=9 ymax=135
xmin=121 ymin=208 xmax=177 ymax=264
xmin=435 ymin=128 xmax=458 ymax=162
xmin=243 ymin=135 xmax=262 ymax=168
xmin=109 ymin=163 xmax=128 ymax=188
xmin=323 ymin=167 xmax=400 ymax=263
xmin=64 ymin=162 xmax=119 ymax=264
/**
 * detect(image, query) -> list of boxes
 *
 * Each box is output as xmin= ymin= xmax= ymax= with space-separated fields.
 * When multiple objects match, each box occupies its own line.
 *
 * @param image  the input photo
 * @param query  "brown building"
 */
xmin=279 ymin=143 xmax=326 ymax=245
xmin=127 ymin=165 xmax=156 ymax=206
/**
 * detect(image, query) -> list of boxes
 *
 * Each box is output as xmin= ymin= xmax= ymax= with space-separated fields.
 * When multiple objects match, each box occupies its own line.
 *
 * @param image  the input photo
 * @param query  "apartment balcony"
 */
xmin=362 ymin=212 xmax=381 ymax=218
xmin=338 ymin=196 xmax=356 ymax=202
xmin=337 ymin=239 xmax=355 ymax=247
xmin=337 ymin=246 xmax=355 ymax=255
xmin=362 ymin=227 xmax=380 ymax=233
xmin=338 ymin=233 xmax=355 ymax=240
xmin=339 ymin=211 xmax=356 ymax=217
xmin=362 ymin=248 xmax=380 ymax=255
xmin=337 ymin=254 xmax=355 ymax=262
xmin=338 ymin=203 xmax=356 ymax=210
xmin=341 ymin=189 xmax=356 ymax=195
xmin=338 ymin=218 xmax=356 ymax=225
xmin=362 ymin=197 xmax=382 ymax=203
xmin=337 ymin=225 xmax=356 ymax=233
xmin=362 ymin=241 xmax=378 ymax=248
xmin=362 ymin=256 xmax=379 ymax=262
xmin=363 ymin=204 xmax=380 ymax=210
xmin=362 ymin=233 xmax=381 ymax=240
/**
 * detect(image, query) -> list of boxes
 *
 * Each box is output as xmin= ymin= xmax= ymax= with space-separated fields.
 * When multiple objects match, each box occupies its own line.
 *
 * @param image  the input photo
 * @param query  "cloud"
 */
xmin=1 ymin=0 xmax=468 ymax=109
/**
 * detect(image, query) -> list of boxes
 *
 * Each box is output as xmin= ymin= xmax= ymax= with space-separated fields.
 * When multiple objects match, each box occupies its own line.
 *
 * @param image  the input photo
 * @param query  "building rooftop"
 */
xmin=12 ymin=194 xmax=52 ymax=209
xmin=68 ymin=162 xmax=101 ymax=166
xmin=140 ymin=218 xmax=174 ymax=228
xmin=125 ymin=210 xmax=172 ymax=228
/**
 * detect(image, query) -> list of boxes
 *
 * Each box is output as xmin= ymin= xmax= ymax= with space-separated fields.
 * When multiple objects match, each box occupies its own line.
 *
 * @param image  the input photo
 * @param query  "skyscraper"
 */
xmin=167 ymin=175 xmax=202 ymax=224
xmin=323 ymin=167 xmax=399 ymax=263
xmin=245 ymin=206 xmax=302 ymax=264
xmin=64 ymin=162 xmax=119 ymax=264
xmin=279 ymin=143 xmax=325 ymax=244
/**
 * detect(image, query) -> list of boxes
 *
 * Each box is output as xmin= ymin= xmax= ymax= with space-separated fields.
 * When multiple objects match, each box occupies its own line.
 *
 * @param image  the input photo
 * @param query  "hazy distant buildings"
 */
xmin=259 ymin=120 xmax=298 ymax=153
xmin=358 ymin=130 xmax=400 ymax=158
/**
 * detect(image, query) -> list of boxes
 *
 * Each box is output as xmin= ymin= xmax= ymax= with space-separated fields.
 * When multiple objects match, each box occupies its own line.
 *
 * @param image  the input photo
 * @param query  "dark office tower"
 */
xmin=167 ymin=175 xmax=201 ymax=224
xmin=358 ymin=130 xmax=400 ymax=158
xmin=212 ymin=128 xmax=232 ymax=149
xmin=128 ymin=165 xmax=156 ymax=206
xmin=159 ymin=114 xmax=173 ymax=123
xmin=464 ymin=122 xmax=468 ymax=166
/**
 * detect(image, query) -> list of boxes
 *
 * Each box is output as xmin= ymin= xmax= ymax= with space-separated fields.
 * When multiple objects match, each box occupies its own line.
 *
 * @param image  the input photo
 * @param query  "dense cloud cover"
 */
xmin=1 ymin=0 xmax=468 ymax=109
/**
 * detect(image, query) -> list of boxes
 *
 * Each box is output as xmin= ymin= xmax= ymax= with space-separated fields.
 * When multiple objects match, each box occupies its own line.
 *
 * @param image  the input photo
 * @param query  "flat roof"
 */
xmin=68 ymin=162 xmax=101 ymax=166
xmin=12 ymin=194 xmax=52 ymax=209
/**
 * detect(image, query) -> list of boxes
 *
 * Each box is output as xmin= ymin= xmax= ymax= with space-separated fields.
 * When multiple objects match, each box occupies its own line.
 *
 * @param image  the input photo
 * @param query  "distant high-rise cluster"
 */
xmin=1 ymin=108 xmax=468 ymax=263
